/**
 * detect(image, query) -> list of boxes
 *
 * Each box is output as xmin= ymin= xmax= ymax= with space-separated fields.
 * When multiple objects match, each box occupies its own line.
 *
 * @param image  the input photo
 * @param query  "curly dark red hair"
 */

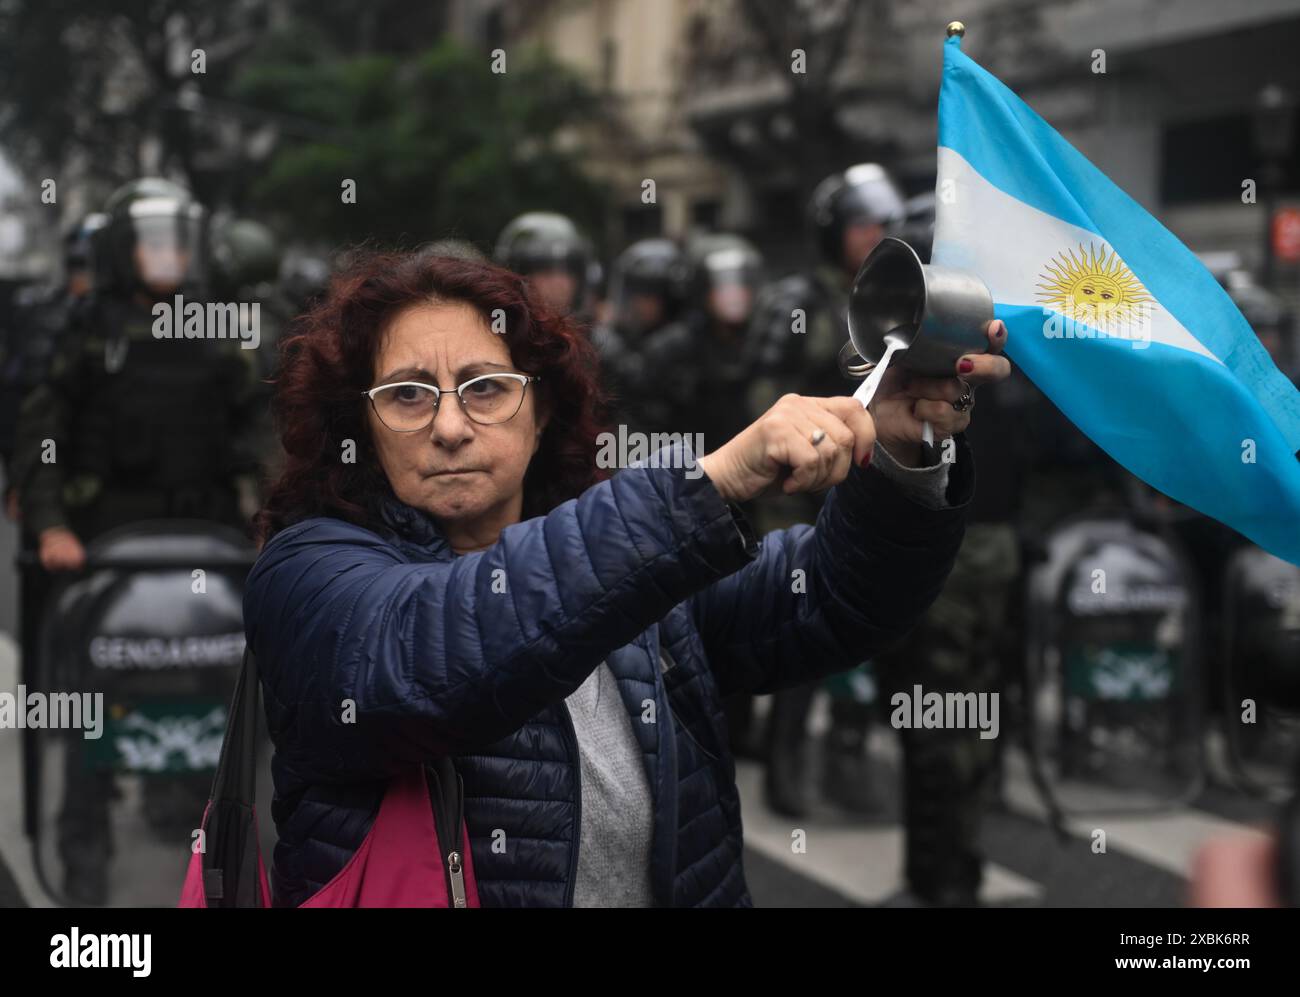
xmin=254 ymin=250 xmax=613 ymax=545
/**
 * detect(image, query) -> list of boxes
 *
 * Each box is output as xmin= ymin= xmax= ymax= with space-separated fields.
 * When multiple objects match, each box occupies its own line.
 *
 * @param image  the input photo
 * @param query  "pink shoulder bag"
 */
xmin=178 ymin=650 xmax=480 ymax=908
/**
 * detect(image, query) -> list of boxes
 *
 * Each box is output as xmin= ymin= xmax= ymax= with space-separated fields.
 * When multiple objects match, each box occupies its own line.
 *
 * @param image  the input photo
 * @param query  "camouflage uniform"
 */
xmin=747 ymin=263 xmax=891 ymax=812
xmin=871 ymin=521 xmax=1020 ymax=903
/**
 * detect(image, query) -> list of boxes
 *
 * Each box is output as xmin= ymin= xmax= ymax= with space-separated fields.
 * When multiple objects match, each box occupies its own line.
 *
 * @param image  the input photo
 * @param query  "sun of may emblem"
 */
xmin=1036 ymin=243 xmax=1153 ymax=329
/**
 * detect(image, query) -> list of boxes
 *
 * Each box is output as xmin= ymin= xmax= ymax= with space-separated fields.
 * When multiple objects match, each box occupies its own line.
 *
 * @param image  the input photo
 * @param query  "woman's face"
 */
xmin=368 ymin=300 xmax=547 ymax=541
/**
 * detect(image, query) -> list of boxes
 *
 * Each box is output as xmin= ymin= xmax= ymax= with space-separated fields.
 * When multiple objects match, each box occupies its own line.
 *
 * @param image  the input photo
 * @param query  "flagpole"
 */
xmin=915 ymin=18 xmax=968 ymax=456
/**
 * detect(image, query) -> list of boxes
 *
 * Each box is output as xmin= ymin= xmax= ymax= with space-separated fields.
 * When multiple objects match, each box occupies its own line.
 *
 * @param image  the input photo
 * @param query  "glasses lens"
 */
xmin=372 ymin=383 xmax=438 ymax=431
xmin=461 ymin=374 xmax=526 ymax=424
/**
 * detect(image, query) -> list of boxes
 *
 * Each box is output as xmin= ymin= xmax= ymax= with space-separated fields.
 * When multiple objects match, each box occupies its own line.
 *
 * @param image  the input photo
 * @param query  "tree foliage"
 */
xmin=0 ymin=1 xmax=611 ymax=250
xmin=233 ymin=32 xmax=610 ymax=248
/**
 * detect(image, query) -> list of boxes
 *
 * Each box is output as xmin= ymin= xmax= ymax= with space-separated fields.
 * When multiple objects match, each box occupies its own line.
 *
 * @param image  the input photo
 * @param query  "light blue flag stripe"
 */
xmin=938 ymin=35 xmax=1300 ymax=453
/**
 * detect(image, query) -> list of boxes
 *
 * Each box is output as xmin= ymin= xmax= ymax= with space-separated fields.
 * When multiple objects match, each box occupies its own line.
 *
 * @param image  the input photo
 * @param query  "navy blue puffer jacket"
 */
xmin=244 ymin=440 xmax=973 ymax=907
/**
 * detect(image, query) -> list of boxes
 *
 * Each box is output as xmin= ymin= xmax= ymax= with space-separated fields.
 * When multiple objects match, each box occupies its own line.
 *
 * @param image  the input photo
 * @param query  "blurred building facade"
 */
xmin=451 ymin=0 xmax=1300 ymax=296
xmin=449 ymin=0 xmax=736 ymax=254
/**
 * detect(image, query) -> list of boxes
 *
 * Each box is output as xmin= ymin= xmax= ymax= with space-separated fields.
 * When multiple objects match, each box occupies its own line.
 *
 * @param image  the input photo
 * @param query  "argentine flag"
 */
xmin=932 ymin=33 xmax=1300 ymax=566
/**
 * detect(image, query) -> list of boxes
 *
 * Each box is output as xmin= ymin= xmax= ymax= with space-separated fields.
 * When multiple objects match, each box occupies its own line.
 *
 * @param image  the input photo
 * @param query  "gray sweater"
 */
xmin=565 ymin=443 xmax=951 ymax=907
xmin=566 ymin=661 xmax=656 ymax=906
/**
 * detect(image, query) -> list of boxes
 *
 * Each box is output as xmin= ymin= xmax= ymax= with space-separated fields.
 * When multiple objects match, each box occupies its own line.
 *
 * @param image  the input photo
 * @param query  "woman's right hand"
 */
xmin=39 ymin=525 xmax=86 ymax=572
xmin=696 ymin=394 xmax=875 ymax=504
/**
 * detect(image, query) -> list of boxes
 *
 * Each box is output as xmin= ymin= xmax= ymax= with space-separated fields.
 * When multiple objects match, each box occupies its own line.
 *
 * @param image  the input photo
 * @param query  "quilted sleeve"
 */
xmin=245 ymin=454 xmax=756 ymax=783
xmin=689 ymin=436 xmax=975 ymax=697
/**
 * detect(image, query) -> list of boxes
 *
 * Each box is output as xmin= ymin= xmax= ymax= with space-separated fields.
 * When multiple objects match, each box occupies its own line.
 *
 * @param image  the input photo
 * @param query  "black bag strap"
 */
xmin=201 ymin=647 xmax=264 ymax=906
xmin=210 ymin=647 xmax=260 ymax=808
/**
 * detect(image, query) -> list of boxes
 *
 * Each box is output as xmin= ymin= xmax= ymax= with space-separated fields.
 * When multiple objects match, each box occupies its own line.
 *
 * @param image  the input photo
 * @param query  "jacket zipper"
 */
xmin=559 ymin=702 xmax=582 ymax=907
xmin=447 ymin=769 xmax=467 ymax=908
xmin=425 ymin=762 xmax=468 ymax=907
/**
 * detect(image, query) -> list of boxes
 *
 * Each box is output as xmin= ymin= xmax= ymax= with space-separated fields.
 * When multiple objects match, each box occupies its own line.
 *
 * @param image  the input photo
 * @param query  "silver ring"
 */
xmin=838 ymin=341 xmax=874 ymax=379
xmin=953 ymin=379 xmax=974 ymax=413
xmin=810 ymin=429 xmax=827 ymax=446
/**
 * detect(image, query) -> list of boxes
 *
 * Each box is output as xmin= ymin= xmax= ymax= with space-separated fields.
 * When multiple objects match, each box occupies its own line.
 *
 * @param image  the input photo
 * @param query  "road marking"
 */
xmin=0 ymin=631 xmax=55 ymax=906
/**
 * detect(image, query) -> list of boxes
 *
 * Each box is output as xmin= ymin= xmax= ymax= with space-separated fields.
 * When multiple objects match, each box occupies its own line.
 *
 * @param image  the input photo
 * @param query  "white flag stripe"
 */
xmin=932 ymin=146 xmax=1221 ymax=365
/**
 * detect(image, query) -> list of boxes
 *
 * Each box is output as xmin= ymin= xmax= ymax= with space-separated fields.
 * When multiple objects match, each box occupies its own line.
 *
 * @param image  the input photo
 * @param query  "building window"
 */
xmin=1161 ymin=111 xmax=1300 ymax=204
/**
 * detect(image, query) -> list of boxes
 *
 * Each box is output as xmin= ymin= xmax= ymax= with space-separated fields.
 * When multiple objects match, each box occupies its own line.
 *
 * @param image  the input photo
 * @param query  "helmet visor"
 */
xmin=119 ymin=202 xmax=205 ymax=292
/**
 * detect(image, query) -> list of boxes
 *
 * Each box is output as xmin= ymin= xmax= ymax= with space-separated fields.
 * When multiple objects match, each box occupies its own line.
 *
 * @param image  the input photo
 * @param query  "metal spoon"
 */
xmin=846 ymin=326 xmax=936 ymax=448
xmin=851 ymin=329 xmax=907 ymax=409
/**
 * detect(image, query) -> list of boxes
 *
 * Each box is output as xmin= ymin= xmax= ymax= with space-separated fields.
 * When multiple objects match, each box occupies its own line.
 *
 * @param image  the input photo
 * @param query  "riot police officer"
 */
xmin=591 ymin=237 xmax=688 ymax=427
xmin=631 ymin=232 xmax=764 ymax=449
xmin=750 ymin=164 xmax=907 ymax=818
xmin=606 ymin=237 xmax=686 ymax=341
xmin=210 ymin=216 xmax=286 ymax=381
xmin=210 ymin=217 xmax=279 ymax=299
xmin=10 ymin=179 xmax=265 ymax=904
xmin=13 ymin=178 xmax=264 ymax=563
xmin=494 ymin=211 xmax=594 ymax=320
xmin=750 ymin=163 xmax=907 ymax=412
xmin=278 ymin=247 xmax=334 ymax=316
xmin=1 ymin=212 xmax=106 ymax=518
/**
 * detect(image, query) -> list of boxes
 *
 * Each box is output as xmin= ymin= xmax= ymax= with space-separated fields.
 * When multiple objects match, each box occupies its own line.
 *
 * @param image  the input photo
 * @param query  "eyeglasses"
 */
xmin=363 ymin=372 xmax=541 ymax=432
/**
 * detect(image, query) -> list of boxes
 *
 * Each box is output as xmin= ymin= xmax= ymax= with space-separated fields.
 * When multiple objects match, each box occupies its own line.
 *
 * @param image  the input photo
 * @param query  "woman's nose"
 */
xmin=428 ymin=394 xmax=475 ymax=445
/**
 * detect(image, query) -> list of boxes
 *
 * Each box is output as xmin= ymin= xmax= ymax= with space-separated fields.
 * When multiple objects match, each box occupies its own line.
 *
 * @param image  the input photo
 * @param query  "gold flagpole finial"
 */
xmin=946 ymin=21 xmax=966 ymax=38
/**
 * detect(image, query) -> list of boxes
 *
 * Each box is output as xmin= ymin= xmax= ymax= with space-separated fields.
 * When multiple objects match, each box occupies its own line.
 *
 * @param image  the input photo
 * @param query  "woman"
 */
xmin=246 ymin=250 xmax=1010 ymax=908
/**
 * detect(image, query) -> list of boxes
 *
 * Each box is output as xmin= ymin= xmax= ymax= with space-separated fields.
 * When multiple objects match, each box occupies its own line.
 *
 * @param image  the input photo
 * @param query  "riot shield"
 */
xmin=21 ymin=520 xmax=272 ymax=906
xmin=1220 ymin=545 xmax=1300 ymax=800
xmin=1026 ymin=518 xmax=1203 ymax=814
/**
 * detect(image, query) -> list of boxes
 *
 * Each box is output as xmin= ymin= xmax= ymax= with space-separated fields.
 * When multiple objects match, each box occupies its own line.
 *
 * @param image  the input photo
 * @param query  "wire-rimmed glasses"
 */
xmin=363 ymin=372 xmax=541 ymax=431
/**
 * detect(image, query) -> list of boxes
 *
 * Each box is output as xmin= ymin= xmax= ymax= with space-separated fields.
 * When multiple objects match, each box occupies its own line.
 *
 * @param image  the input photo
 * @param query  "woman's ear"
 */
xmin=533 ymin=401 xmax=552 ymax=452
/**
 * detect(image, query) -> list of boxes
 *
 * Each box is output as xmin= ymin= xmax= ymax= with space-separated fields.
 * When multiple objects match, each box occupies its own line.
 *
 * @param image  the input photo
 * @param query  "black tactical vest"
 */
xmin=64 ymin=294 xmax=255 ymax=496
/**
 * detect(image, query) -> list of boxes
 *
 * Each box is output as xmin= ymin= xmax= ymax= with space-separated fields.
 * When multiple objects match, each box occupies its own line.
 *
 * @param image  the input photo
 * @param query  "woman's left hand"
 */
xmin=870 ymin=318 xmax=1012 ymax=467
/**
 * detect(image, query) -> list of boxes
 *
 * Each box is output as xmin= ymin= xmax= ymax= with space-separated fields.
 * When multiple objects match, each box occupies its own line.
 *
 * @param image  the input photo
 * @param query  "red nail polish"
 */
xmin=959 ymin=358 xmax=974 ymax=373
xmin=860 ymin=452 xmax=872 ymax=468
